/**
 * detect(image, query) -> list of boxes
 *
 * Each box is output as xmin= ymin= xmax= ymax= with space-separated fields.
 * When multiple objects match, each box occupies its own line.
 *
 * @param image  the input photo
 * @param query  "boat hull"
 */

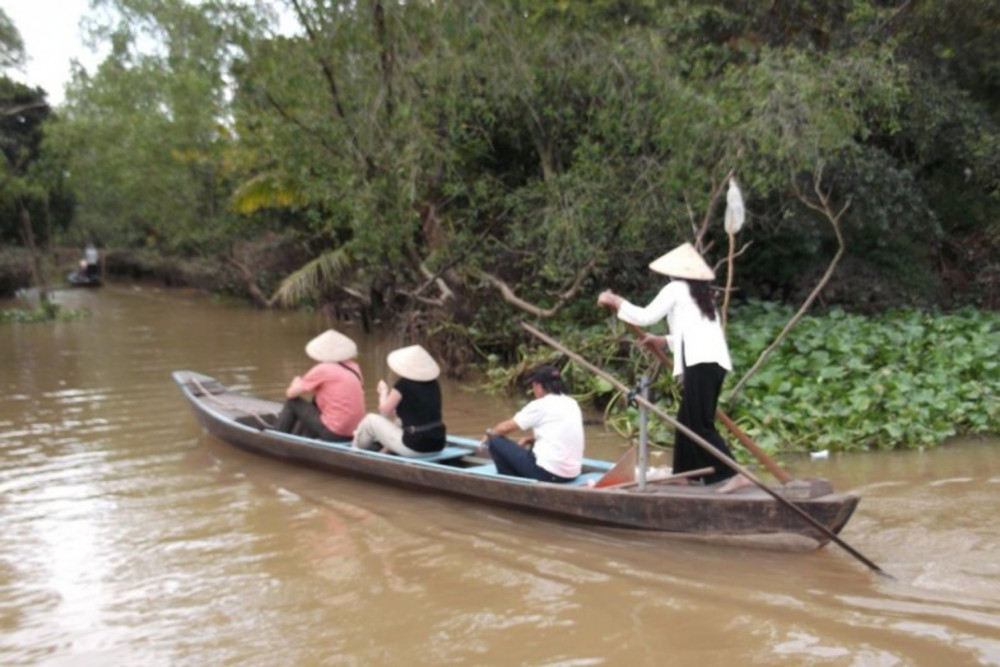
xmin=173 ymin=370 xmax=859 ymax=548
xmin=67 ymin=270 xmax=103 ymax=287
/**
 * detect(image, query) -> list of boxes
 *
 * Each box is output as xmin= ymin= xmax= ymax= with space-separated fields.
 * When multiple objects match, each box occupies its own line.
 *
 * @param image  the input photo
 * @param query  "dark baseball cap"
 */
xmin=526 ymin=365 xmax=561 ymax=385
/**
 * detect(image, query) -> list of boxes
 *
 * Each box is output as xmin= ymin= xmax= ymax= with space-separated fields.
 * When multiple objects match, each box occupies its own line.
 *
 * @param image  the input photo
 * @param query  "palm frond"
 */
xmin=273 ymin=248 xmax=353 ymax=307
xmin=229 ymin=172 xmax=306 ymax=214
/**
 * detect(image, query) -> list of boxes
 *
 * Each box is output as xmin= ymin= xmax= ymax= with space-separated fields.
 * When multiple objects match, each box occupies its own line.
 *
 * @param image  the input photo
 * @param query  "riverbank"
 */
xmin=4 ymin=249 xmax=998 ymax=455
xmin=0 ymin=244 xmax=302 ymax=300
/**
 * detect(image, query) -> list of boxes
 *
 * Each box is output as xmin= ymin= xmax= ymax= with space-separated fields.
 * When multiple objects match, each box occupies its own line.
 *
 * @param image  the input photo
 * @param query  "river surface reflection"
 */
xmin=1 ymin=284 xmax=999 ymax=665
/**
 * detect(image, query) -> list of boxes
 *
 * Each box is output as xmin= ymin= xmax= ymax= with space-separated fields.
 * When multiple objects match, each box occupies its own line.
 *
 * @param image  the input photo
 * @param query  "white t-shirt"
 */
xmin=513 ymin=393 xmax=584 ymax=478
xmin=617 ymin=279 xmax=732 ymax=378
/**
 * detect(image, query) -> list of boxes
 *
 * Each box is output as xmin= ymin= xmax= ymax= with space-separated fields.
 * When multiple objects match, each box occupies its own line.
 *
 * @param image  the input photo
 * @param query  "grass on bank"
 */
xmin=0 ymin=294 xmax=91 ymax=323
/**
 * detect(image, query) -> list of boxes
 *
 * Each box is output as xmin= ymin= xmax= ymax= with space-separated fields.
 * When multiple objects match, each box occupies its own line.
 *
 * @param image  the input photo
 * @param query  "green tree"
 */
xmin=48 ymin=0 xmax=271 ymax=252
xmin=0 ymin=8 xmax=25 ymax=71
xmin=47 ymin=0 xmax=1000 ymax=318
xmin=0 ymin=77 xmax=62 ymax=305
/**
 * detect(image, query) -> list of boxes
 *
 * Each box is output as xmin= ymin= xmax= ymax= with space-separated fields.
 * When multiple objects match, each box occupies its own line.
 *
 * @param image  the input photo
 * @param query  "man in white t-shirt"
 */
xmin=481 ymin=365 xmax=584 ymax=482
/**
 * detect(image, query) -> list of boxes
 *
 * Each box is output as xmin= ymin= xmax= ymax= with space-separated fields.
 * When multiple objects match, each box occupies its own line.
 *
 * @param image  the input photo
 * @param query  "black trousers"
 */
xmin=486 ymin=435 xmax=576 ymax=483
xmin=275 ymin=397 xmax=350 ymax=442
xmin=672 ymin=362 xmax=736 ymax=484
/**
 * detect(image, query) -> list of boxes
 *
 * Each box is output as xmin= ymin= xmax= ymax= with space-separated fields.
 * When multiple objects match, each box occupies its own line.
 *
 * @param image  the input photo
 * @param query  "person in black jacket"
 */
xmin=352 ymin=345 xmax=446 ymax=456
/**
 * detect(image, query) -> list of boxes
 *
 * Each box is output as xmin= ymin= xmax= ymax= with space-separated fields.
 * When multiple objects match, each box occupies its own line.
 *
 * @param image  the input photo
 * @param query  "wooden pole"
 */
xmin=599 ymin=466 xmax=716 ymax=490
xmin=604 ymin=307 xmax=792 ymax=484
xmin=521 ymin=321 xmax=891 ymax=577
xmin=638 ymin=373 xmax=649 ymax=490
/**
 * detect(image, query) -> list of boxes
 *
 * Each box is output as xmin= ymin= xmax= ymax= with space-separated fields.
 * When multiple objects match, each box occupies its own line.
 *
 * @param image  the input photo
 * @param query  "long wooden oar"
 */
xmin=521 ymin=321 xmax=891 ymax=577
xmin=603 ymin=309 xmax=792 ymax=484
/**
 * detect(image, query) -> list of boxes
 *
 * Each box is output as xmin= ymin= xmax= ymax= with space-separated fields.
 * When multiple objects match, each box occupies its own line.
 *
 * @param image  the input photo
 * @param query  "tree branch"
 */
xmin=400 ymin=261 xmax=455 ymax=307
xmin=720 ymin=237 xmax=754 ymax=328
xmin=711 ymin=240 xmax=753 ymax=274
xmin=694 ymin=167 xmax=735 ymax=248
xmin=227 ymin=253 xmax=277 ymax=309
xmin=373 ymin=0 xmax=394 ymax=119
xmin=728 ymin=163 xmax=850 ymax=405
xmin=0 ymin=101 xmax=47 ymax=118
xmin=479 ymin=259 xmax=596 ymax=318
xmin=288 ymin=0 xmax=375 ymax=177
xmin=262 ymin=91 xmax=342 ymax=159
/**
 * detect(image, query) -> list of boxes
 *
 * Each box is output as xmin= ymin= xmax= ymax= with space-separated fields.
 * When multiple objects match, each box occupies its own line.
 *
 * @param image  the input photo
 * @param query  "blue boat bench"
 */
xmin=464 ymin=463 xmax=605 ymax=487
xmin=273 ymin=436 xmax=471 ymax=462
xmin=412 ymin=445 xmax=472 ymax=463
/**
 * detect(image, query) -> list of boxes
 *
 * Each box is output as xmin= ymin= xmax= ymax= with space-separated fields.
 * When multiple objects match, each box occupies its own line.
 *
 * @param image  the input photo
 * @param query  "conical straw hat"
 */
xmin=305 ymin=329 xmax=358 ymax=363
xmin=648 ymin=242 xmax=715 ymax=280
xmin=387 ymin=344 xmax=440 ymax=381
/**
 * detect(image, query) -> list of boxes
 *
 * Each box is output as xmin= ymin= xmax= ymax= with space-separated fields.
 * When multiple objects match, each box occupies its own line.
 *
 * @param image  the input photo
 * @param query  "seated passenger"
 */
xmin=352 ymin=344 xmax=446 ymax=456
xmin=481 ymin=365 xmax=584 ymax=483
xmin=274 ymin=329 xmax=365 ymax=441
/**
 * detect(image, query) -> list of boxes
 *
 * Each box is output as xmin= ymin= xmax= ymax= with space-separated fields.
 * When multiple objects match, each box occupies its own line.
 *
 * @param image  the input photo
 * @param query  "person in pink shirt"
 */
xmin=274 ymin=330 xmax=365 ymax=442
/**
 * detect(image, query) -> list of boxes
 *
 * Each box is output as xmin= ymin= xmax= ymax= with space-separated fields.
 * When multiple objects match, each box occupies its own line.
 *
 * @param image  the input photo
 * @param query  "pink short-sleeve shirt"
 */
xmin=299 ymin=361 xmax=365 ymax=437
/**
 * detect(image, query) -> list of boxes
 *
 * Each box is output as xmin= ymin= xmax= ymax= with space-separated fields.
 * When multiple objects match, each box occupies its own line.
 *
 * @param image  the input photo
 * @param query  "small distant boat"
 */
xmin=66 ymin=270 xmax=103 ymax=287
xmin=173 ymin=370 xmax=860 ymax=548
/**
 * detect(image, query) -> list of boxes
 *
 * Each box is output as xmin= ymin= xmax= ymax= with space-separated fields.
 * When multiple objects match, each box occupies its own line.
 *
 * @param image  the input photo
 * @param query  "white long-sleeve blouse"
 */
xmin=617 ymin=279 xmax=732 ymax=378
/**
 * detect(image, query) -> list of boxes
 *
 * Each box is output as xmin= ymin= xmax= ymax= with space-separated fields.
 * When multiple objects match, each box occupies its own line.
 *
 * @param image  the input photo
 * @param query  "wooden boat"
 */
xmin=173 ymin=370 xmax=860 ymax=548
xmin=66 ymin=270 xmax=103 ymax=287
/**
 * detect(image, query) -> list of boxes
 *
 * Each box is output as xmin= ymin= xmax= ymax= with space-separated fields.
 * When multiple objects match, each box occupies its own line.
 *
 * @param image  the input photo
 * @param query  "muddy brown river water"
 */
xmin=1 ymin=284 xmax=998 ymax=665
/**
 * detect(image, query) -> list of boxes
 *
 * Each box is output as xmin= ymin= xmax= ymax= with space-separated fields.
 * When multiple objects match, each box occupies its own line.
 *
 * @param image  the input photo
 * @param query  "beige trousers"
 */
xmin=352 ymin=413 xmax=423 ymax=457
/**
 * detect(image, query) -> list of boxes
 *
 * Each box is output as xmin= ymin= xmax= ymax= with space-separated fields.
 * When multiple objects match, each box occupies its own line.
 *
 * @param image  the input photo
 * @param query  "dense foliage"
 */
xmin=2 ymin=1 xmax=999 ymax=448
xmin=20 ymin=0 xmax=996 ymax=312
xmin=0 ymin=78 xmax=70 ymax=246
xmin=728 ymin=304 xmax=999 ymax=452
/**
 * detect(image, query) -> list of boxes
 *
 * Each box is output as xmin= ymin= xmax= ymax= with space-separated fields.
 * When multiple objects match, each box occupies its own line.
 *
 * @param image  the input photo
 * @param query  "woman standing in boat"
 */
xmin=597 ymin=242 xmax=749 ymax=493
xmin=352 ymin=344 xmax=447 ymax=456
xmin=275 ymin=329 xmax=365 ymax=442
xmin=481 ymin=365 xmax=584 ymax=483
xmin=84 ymin=243 xmax=100 ymax=279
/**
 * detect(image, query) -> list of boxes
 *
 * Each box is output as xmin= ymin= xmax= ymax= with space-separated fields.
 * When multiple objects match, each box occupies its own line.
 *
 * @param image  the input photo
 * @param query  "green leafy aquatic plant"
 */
xmin=479 ymin=304 xmax=997 ymax=456
xmin=0 ymin=301 xmax=90 ymax=323
xmin=724 ymin=303 xmax=1000 ymax=453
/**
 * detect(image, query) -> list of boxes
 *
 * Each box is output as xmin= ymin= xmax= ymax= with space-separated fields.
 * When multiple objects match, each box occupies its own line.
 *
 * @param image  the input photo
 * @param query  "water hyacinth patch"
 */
xmin=724 ymin=303 xmax=1000 ymax=454
xmin=0 ymin=303 xmax=91 ymax=323
xmin=483 ymin=302 xmax=997 ymax=459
